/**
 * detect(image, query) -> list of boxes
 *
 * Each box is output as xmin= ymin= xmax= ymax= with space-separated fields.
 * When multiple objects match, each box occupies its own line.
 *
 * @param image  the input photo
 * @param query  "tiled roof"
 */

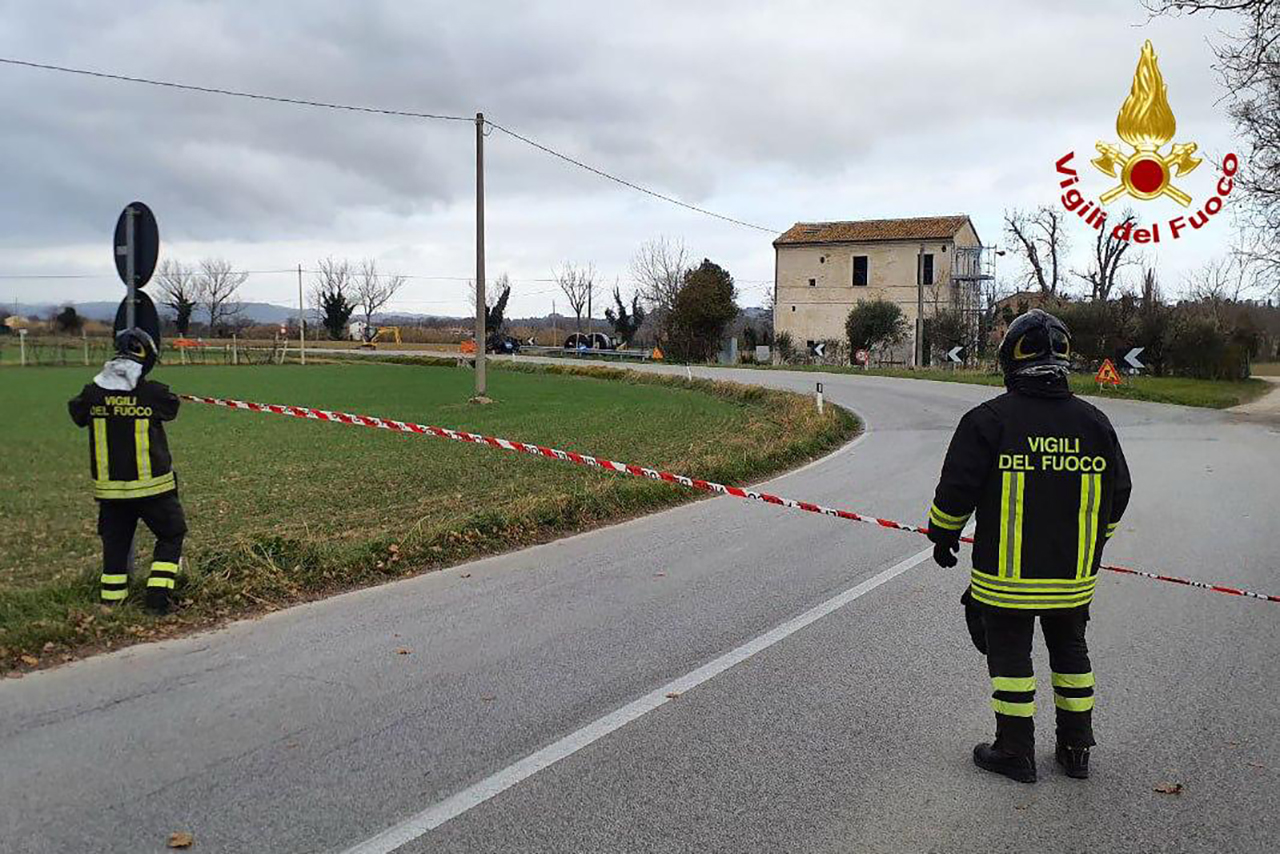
xmin=774 ymin=215 xmax=973 ymax=245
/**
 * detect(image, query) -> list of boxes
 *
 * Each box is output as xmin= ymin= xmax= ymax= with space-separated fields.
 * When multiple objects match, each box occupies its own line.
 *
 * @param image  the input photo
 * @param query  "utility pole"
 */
xmin=473 ymin=111 xmax=487 ymax=399
xmin=915 ymin=243 xmax=924 ymax=369
xmin=297 ymin=263 xmax=306 ymax=365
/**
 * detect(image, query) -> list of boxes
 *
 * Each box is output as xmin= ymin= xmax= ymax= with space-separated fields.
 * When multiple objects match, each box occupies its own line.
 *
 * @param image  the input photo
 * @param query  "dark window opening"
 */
xmin=819 ymin=256 xmax=826 ymax=264
xmin=922 ymin=253 xmax=934 ymax=286
xmin=808 ymin=278 xmax=816 ymax=287
xmin=852 ymin=255 xmax=869 ymax=287
xmin=791 ymin=305 xmax=796 ymax=312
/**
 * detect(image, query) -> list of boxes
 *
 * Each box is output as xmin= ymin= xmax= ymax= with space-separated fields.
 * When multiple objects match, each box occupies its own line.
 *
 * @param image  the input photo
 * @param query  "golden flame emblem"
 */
xmin=1092 ymin=40 xmax=1201 ymax=206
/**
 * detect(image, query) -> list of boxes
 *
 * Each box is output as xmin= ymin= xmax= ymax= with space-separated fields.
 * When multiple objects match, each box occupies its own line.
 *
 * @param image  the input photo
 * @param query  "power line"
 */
xmin=0 ymin=56 xmax=779 ymax=235
xmin=485 ymin=120 xmax=779 ymax=234
xmin=0 ymin=57 xmax=473 ymax=122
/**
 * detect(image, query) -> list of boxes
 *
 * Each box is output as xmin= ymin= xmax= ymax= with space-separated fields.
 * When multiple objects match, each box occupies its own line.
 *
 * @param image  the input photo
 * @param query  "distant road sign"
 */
xmin=946 ymin=345 xmax=965 ymax=364
xmin=809 ymin=341 xmax=826 ymax=358
xmin=1095 ymin=358 xmax=1123 ymax=386
xmin=1124 ymin=346 xmax=1146 ymax=370
xmin=114 ymin=201 xmax=159 ymax=289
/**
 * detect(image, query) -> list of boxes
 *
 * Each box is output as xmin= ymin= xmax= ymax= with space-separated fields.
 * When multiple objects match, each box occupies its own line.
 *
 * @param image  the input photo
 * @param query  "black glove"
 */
xmin=932 ymin=539 xmax=959 ymax=568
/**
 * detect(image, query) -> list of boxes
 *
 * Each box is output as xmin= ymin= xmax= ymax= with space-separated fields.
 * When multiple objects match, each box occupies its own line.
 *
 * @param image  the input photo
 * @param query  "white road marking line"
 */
xmin=341 ymin=544 xmax=934 ymax=854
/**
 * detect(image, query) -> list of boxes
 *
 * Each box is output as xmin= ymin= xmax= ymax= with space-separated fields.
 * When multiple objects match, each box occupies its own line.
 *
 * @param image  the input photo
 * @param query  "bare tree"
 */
xmin=1004 ymin=208 xmax=1068 ymax=295
xmin=196 ymin=258 xmax=246 ymax=335
xmin=354 ymin=259 xmax=405 ymax=338
xmin=554 ymin=262 xmax=595 ymax=333
xmin=156 ymin=258 xmax=199 ymax=335
xmin=309 ymin=257 xmax=356 ymax=341
xmin=467 ymin=272 xmax=512 ymax=313
xmin=1185 ymin=257 xmax=1248 ymax=329
xmin=630 ymin=237 xmax=689 ymax=321
xmin=1075 ymin=210 xmax=1139 ymax=302
xmin=1146 ymin=1 xmax=1279 ymax=295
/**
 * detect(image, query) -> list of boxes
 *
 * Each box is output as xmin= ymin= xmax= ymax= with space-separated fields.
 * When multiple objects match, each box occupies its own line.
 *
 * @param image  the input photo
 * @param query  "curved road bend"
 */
xmin=1 ymin=365 xmax=1276 ymax=853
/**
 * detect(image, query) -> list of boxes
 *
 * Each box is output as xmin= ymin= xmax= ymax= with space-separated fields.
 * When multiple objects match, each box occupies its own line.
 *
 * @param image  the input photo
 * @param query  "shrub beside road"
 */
xmin=1 ymin=361 xmax=857 ymax=673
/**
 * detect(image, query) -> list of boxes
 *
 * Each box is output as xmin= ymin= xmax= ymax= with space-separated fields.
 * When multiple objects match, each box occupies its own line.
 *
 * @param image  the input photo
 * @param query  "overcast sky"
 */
xmin=0 ymin=0 xmax=1249 ymax=317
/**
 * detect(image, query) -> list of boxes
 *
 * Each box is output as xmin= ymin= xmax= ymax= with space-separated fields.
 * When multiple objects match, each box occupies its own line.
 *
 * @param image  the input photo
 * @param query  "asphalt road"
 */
xmin=3 ymin=365 xmax=1277 ymax=854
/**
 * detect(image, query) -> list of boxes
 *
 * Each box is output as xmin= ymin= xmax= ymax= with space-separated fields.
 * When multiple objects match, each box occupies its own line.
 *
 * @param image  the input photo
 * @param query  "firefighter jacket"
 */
xmin=69 ymin=377 xmax=180 ymax=500
xmin=927 ymin=379 xmax=1132 ymax=610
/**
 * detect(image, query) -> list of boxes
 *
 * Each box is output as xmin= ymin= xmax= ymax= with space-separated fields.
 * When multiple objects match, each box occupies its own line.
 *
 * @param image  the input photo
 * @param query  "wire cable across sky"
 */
xmin=0 ymin=56 xmax=780 ymax=235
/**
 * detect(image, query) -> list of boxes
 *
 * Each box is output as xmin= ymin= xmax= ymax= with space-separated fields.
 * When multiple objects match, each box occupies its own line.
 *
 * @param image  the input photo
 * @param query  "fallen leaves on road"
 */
xmin=1153 ymin=782 xmax=1184 ymax=795
xmin=1246 ymin=762 xmax=1266 ymax=770
xmin=460 ymin=573 xmax=472 ymax=578
xmin=654 ymin=572 xmax=667 ymax=578
xmin=395 ymin=648 xmax=412 ymax=656
xmin=665 ymin=692 xmax=681 ymax=699
xmin=167 ymin=831 xmax=194 ymax=848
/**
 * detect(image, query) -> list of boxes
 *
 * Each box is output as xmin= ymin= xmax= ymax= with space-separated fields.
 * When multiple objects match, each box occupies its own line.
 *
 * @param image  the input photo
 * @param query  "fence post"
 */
xmin=19 ymin=330 xmax=27 ymax=366
xmin=232 ymin=334 xmax=238 ymax=366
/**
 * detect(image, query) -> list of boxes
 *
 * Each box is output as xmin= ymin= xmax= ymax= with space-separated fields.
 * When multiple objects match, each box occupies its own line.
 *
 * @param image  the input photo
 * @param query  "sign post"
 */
xmin=113 ymin=201 xmax=159 ymax=335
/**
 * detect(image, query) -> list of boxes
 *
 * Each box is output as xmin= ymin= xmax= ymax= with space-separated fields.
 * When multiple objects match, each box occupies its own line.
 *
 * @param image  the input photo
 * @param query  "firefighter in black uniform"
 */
xmin=68 ymin=330 xmax=187 ymax=615
xmin=926 ymin=309 xmax=1131 ymax=783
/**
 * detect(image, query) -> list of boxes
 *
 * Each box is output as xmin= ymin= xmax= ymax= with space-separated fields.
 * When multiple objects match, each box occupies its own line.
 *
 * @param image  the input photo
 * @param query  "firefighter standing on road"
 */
xmin=68 ymin=330 xmax=187 ymax=615
xmin=926 ymin=310 xmax=1132 ymax=783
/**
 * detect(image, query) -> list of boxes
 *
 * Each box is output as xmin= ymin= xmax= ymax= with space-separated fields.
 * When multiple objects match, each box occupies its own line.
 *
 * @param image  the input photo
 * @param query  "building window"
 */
xmin=941 ymin=244 xmax=947 ymax=253
xmin=808 ymin=278 xmax=816 ymax=287
xmin=791 ymin=305 xmax=796 ymax=312
xmin=921 ymin=253 xmax=934 ymax=286
xmin=819 ymin=256 xmax=826 ymax=264
xmin=852 ymin=255 xmax=869 ymax=287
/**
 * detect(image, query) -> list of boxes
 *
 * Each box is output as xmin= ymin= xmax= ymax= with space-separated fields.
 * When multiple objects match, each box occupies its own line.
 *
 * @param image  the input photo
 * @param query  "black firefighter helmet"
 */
xmin=998 ymin=309 xmax=1071 ymax=378
xmin=115 ymin=328 xmax=160 ymax=375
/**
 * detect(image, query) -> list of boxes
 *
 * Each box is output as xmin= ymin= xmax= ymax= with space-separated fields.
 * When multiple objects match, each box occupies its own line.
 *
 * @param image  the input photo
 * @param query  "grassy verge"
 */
xmin=738 ymin=363 xmax=1271 ymax=409
xmin=1 ymin=361 xmax=857 ymax=673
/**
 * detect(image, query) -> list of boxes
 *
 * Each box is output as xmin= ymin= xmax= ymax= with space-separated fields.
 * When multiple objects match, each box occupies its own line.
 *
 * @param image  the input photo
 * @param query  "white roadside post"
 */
xmin=19 ymin=328 xmax=27 ymax=366
xmin=815 ymin=381 xmax=824 ymax=414
xmin=82 ymin=329 xmax=89 ymax=365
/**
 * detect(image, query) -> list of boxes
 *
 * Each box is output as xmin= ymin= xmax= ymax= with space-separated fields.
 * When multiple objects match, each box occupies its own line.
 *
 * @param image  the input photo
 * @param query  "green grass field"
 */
xmin=747 ymin=364 xmax=1271 ymax=409
xmin=1 ymin=361 xmax=857 ymax=671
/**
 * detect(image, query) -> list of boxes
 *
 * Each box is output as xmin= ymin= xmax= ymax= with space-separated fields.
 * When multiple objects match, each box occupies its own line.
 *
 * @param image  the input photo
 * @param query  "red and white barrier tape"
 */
xmin=180 ymin=393 xmax=1280 ymax=604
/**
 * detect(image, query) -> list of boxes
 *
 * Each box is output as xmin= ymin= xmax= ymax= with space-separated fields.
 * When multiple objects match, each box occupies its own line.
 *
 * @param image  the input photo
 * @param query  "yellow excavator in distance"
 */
xmin=359 ymin=326 xmax=402 ymax=349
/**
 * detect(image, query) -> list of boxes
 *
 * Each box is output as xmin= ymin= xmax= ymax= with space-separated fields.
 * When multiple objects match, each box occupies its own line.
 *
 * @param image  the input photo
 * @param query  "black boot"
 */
xmin=1055 ymin=744 xmax=1090 ymax=779
xmin=973 ymin=743 xmax=1037 ymax=783
xmin=144 ymin=587 xmax=172 ymax=616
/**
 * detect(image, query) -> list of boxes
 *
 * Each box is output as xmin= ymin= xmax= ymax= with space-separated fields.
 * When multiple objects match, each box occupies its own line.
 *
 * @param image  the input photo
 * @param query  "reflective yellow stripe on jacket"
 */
xmin=93 ymin=471 xmax=176 ymax=500
xmin=998 ymin=471 xmax=1025 ymax=580
xmin=970 ymin=568 xmax=1097 ymax=609
xmin=92 ymin=418 xmax=110 ymax=481
xmin=135 ymin=419 xmax=152 ymax=480
xmin=1077 ymin=473 xmax=1101 ymax=579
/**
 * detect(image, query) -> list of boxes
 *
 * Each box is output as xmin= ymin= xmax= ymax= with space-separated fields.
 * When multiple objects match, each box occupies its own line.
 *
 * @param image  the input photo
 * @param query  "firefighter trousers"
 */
xmin=982 ymin=603 xmax=1095 ymax=757
xmin=98 ymin=492 xmax=187 ymax=603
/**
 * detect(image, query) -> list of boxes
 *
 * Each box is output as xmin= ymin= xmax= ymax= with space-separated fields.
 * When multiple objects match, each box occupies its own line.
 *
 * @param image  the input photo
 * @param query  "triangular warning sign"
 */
xmin=1095 ymin=358 xmax=1123 ymax=386
xmin=651 ymin=346 xmax=664 ymax=360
